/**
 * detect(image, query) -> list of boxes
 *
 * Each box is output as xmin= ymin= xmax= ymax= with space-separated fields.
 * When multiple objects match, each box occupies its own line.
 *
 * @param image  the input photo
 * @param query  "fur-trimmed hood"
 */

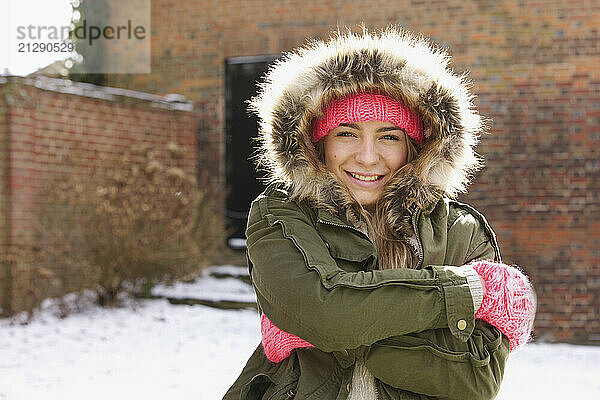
xmin=250 ymin=27 xmax=485 ymax=219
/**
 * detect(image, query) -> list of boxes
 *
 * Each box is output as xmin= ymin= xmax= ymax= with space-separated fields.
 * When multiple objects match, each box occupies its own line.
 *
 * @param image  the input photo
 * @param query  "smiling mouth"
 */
xmin=346 ymin=171 xmax=384 ymax=182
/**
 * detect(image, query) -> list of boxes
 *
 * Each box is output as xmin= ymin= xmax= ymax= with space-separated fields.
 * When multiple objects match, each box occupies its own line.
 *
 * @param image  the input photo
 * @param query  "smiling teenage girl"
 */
xmin=224 ymin=27 xmax=536 ymax=400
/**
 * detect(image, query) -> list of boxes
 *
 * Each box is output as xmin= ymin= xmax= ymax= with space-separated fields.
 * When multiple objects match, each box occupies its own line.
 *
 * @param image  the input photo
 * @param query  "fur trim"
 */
xmin=250 ymin=26 xmax=485 ymax=217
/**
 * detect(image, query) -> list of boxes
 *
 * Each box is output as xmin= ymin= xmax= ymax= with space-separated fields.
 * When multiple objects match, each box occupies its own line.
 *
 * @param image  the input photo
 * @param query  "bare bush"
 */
xmin=32 ymin=142 xmax=224 ymax=307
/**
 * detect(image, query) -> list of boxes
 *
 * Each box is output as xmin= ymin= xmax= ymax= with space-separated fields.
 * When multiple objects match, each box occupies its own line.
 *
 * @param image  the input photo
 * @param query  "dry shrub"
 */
xmin=34 ymin=142 xmax=224 ymax=307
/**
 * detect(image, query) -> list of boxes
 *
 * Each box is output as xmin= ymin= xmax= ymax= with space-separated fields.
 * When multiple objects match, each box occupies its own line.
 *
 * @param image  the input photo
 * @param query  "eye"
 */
xmin=381 ymin=134 xmax=401 ymax=141
xmin=335 ymin=131 xmax=355 ymax=137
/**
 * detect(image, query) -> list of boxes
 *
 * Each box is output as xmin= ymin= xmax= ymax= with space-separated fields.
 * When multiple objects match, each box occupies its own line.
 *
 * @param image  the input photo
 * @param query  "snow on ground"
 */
xmin=498 ymin=342 xmax=600 ymax=398
xmin=1 ymin=265 xmax=599 ymax=399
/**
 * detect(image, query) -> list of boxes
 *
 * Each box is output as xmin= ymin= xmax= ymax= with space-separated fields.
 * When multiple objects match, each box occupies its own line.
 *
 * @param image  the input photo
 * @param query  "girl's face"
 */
xmin=323 ymin=120 xmax=409 ymax=206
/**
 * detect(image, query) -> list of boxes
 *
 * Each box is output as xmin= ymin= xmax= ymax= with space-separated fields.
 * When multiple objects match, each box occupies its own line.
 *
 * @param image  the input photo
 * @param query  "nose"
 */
xmin=355 ymin=138 xmax=379 ymax=166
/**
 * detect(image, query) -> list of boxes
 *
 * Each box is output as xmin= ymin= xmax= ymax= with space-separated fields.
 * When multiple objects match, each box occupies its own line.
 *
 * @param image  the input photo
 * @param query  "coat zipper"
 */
xmin=409 ymin=205 xmax=424 ymax=269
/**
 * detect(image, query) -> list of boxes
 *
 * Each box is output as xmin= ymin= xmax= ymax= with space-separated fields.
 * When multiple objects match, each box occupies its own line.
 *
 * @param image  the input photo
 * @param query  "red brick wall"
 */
xmin=0 ymin=76 xmax=196 ymax=314
xmin=470 ymin=62 xmax=600 ymax=343
xmin=103 ymin=0 xmax=599 ymax=343
xmin=0 ymin=83 xmax=10 ymax=314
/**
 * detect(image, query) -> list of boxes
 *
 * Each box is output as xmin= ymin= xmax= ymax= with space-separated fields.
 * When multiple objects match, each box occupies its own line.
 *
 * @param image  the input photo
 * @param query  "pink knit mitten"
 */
xmin=470 ymin=260 xmax=536 ymax=351
xmin=261 ymin=313 xmax=315 ymax=362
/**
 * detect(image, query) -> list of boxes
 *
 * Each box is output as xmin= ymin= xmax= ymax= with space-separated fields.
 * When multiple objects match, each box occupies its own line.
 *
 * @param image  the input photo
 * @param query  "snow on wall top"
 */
xmin=0 ymin=75 xmax=194 ymax=112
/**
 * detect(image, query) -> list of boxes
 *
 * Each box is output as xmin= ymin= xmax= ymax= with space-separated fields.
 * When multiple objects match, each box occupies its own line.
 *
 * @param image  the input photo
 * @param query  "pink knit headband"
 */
xmin=312 ymin=93 xmax=424 ymax=143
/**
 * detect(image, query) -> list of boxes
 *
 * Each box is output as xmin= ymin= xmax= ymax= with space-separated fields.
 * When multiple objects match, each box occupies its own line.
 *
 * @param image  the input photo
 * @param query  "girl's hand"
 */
xmin=261 ymin=313 xmax=314 ymax=363
xmin=470 ymin=261 xmax=536 ymax=351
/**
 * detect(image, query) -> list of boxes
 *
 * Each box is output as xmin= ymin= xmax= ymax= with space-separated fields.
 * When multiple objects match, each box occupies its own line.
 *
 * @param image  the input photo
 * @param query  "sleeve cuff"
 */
xmin=433 ymin=266 xmax=477 ymax=341
xmin=454 ymin=265 xmax=484 ymax=313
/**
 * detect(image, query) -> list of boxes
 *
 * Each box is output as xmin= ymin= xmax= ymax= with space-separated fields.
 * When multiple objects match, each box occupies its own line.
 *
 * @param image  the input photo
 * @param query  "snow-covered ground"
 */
xmin=1 ymin=265 xmax=598 ymax=399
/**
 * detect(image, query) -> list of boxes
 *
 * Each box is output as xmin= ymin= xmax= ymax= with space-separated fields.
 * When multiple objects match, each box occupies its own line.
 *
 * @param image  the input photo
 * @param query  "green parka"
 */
xmin=224 ymin=27 xmax=510 ymax=399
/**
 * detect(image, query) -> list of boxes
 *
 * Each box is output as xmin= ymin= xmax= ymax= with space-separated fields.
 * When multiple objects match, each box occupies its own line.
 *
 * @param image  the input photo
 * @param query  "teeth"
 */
xmin=349 ymin=172 xmax=381 ymax=182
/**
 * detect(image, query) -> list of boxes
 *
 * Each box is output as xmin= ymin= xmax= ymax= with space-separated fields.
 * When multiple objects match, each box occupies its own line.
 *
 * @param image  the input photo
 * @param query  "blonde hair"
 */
xmin=404 ymin=133 xmax=419 ymax=166
xmin=317 ymin=132 xmax=421 ymax=269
